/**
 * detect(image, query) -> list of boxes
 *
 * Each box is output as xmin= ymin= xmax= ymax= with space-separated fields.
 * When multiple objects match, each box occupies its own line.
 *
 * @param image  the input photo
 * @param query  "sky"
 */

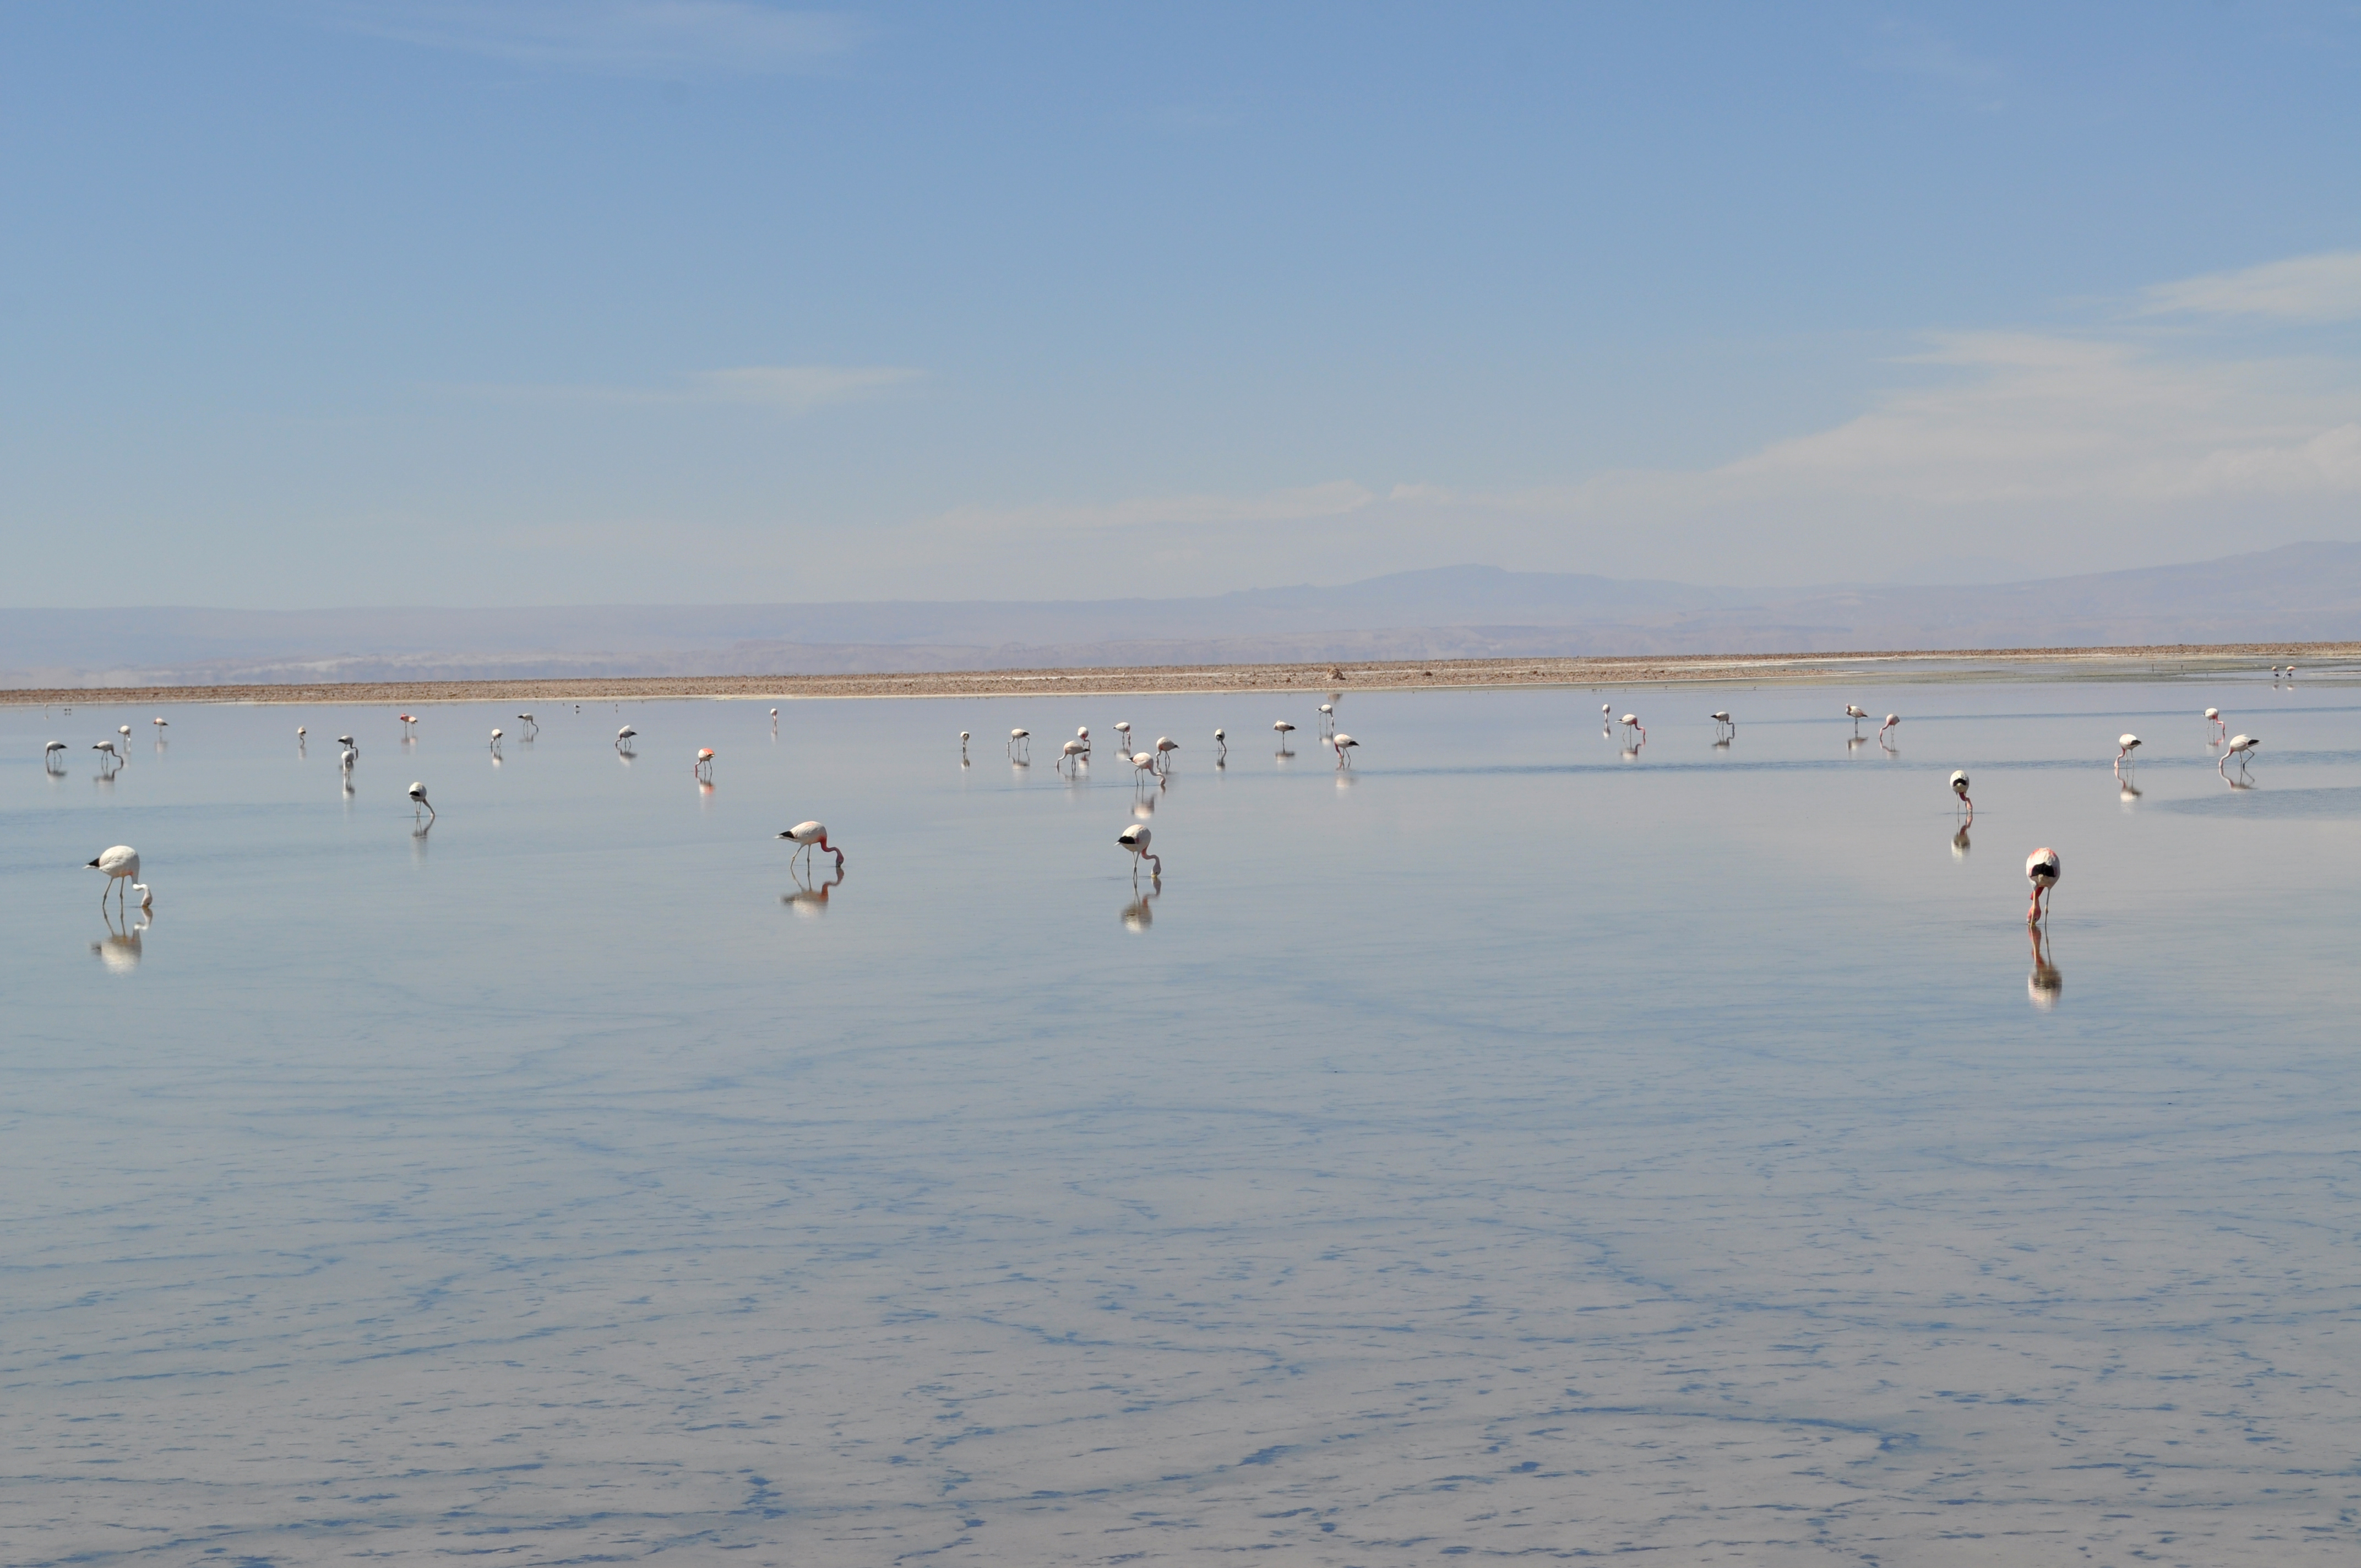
xmin=4 ymin=2 xmax=2360 ymax=608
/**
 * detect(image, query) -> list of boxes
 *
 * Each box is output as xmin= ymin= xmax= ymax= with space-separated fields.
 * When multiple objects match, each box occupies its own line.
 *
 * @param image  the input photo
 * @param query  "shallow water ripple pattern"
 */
xmin=4 ymin=680 xmax=2359 ymax=1565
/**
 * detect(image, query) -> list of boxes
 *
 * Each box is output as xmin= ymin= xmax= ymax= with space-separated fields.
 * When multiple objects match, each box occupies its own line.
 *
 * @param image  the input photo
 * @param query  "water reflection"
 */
xmin=781 ymin=865 xmax=844 ymax=917
xmin=91 ymin=911 xmax=146 ymax=972
xmin=2027 ymin=924 xmax=2062 ymax=1009
xmin=1122 ymin=884 xmax=1158 ymax=930
xmin=1951 ymin=823 xmax=1971 ymax=859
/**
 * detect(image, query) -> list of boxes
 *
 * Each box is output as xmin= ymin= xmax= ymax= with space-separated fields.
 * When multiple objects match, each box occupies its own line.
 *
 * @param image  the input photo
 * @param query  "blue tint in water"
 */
xmin=4 ymin=680 xmax=2360 ymax=1563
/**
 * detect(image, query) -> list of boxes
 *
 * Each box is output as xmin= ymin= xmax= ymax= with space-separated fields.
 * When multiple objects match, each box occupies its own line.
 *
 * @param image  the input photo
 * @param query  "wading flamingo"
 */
xmin=1117 ymin=822 xmax=1160 ymax=879
xmin=409 ymin=781 xmax=434 ymax=821
xmin=778 ymin=821 xmax=843 ymax=873
xmin=88 ymin=845 xmax=140 ymax=911
xmin=2025 ymin=847 xmax=2060 ymax=924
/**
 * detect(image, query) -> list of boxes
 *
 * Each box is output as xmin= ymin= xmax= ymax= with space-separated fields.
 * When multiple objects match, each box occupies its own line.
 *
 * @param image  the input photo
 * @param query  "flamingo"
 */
xmin=1113 ymin=722 xmax=1132 ymax=753
xmin=338 ymin=733 xmax=358 ymax=758
xmin=1272 ymin=720 xmax=1296 ymax=752
xmin=2221 ymin=734 xmax=2259 ymax=776
xmin=1332 ymin=732 xmax=1358 ymax=767
xmin=399 ymin=714 xmax=417 ymax=738
xmin=1008 ymin=728 xmax=1031 ymax=762
xmin=1131 ymin=750 xmax=1159 ymax=787
xmin=1117 ymin=822 xmax=1160 ymax=879
xmin=88 ymin=845 xmax=140 ymax=910
xmin=2204 ymin=706 xmax=2225 ymax=741
xmin=959 ymin=730 xmax=971 ymax=761
xmin=1710 ymin=711 xmax=1734 ymax=738
xmin=518 ymin=712 xmax=537 ymax=738
xmin=117 ymin=724 xmax=132 ymax=754
xmin=2025 ymin=847 xmax=2060 ymax=924
xmin=770 ymin=707 xmax=779 ymax=725
xmin=409 ymin=781 xmax=434 ymax=821
xmin=1951 ymin=770 xmax=1972 ymax=814
xmin=1154 ymin=736 xmax=1179 ymax=772
xmin=777 ymin=821 xmax=843 ymax=872
xmin=1846 ymin=704 xmax=1869 ymax=734
xmin=151 ymin=717 xmax=167 ymax=735
xmin=93 ymin=741 xmax=121 ymax=772
xmin=1076 ymin=726 xmax=1091 ymax=750
xmin=2115 ymin=733 xmax=2140 ymax=770
xmin=489 ymin=727 xmax=504 ymax=755
xmin=340 ymin=744 xmax=357 ymax=774
xmin=1620 ymin=713 xmax=1645 ymax=743
xmin=44 ymin=740 xmax=66 ymax=768
xmin=1215 ymin=727 xmax=1227 ymax=759
xmin=1602 ymin=703 xmax=1612 ymax=732
xmin=694 ymin=747 xmax=715 ymax=781
xmin=297 ymin=725 xmax=307 ymax=743
xmin=616 ymin=725 xmax=637 ymax=752
xmin=1878 ymin=714 xmax=1900 ymax=744
xmin=1317 ymin=701 xmax=1335 ymax=736
xmin=1058 ymin=739 xmax=1089 ymax=775
xmin=134 ymin=882 xmax=153 ymax=914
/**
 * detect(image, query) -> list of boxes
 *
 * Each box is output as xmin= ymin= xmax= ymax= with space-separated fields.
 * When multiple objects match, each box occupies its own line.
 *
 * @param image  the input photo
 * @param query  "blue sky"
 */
xmin=5 ymin=2 xmax=2360 ymax=607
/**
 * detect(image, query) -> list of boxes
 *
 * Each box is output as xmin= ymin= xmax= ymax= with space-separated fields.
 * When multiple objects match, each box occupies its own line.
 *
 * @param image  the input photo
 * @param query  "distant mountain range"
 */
xmin=7 ymin=541 xmax=2360 ymax=687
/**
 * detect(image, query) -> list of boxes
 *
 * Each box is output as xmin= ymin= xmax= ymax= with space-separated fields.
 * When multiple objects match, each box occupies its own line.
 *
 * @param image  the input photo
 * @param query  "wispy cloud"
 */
xmin=461 ymin=364 xmax=923 ymax=413
xmin=321 ymin=2 xmax=862 ymax=76
xmin=2140 ymin=251 xmax=2361 ymax=323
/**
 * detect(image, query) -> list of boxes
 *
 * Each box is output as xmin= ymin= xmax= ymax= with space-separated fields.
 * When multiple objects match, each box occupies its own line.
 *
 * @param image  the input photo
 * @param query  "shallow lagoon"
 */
xmin=6 ymin=676 xmax=2361 ymax=1565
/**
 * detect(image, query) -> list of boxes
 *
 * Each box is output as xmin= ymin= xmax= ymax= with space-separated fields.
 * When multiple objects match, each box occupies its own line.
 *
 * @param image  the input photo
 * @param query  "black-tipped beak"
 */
xmin=776 ymin=831 xmax=792 ymax=839
xmin=86 ymin=857 xmax=100 ymax=867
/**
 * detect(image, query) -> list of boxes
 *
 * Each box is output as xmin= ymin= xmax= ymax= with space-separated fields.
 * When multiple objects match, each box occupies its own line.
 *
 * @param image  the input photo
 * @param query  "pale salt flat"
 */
xmin=4 ymin=676 xmax=2360 ymax=1566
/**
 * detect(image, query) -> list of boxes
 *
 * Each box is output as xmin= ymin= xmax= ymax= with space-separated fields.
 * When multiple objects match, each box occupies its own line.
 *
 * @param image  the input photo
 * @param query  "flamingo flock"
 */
xmin=52 ymin=664 xmax=2310 ymax=959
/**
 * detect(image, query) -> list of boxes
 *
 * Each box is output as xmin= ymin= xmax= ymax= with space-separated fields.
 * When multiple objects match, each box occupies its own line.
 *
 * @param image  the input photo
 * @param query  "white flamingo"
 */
xmin=960 ymin=730 xmax=971 ymax=760
xmin=616 ymin=725 xmax=637 ymax=752
xmin=1154 ymin=736 xmax=1179 ymax=772
xmin=2204 ymin=706 xmax=2225 ymax=742
xmin=777 ymin=821 xmax=843 ymax=872
xmin=489 ymin=727 xmax=504 ymax=755
xmin=1951 ymin=770 xmax=1972 ymax=813
xmin=1878 ymin=714 xmax=1900 ymax=744
xmin=1131 ymin=750 xmax=1159 ymax=788
xmin=1214 ymin=727 xmax=1227 ymax=759
xmin=1117 ymin=822 xmax=1160 ymax=879
xmin=1113 ymin=721 xmax=1132 ymax=753
xmin=2221 ymin=734 xmax=2259 ymax=776
xmin=1008 ymin=728 xmax=1031 ymax=762
xmin=1710 ymin=710 xmax=1734 ymax=738
xmin=44 ymin=740 xmax=67 ymax=769
xmin=88 ymin=844 xmax=140 ymax=910
xmin=1272 ymin=720 xmax=1296 ymax=752
xmin=1058 ymin=739 xmax=1089 ymax=776
xmin=518 ymin=712 xmax=537 ymax=737
xmin=1620 ymin=713 xmax=1645 ymax=743
xmin=1332 ymin=732 xmax=1358 ymax=767
xmin=695 ymin=748 xmax=715 ymax=781
xmin=1846 ymin=704 xmax=1869 ymax=734
xmin=2115 ymin=733 xmax=2140 ymax=769
xmin=409 ymin=781 xmax=434 ymax=821
xmin=2025 ymin=847 xmax=2060 ymax=924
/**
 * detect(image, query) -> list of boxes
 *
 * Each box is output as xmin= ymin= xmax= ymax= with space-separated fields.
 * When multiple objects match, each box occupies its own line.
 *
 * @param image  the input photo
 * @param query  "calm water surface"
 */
xmin=5 ymin=678 xmax=2360 ymax=1565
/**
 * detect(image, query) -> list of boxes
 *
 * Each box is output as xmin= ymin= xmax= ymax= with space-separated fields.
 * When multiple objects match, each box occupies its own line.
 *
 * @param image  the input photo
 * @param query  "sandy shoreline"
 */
xmin=4 ymin=644 xmax=2353 ymax=708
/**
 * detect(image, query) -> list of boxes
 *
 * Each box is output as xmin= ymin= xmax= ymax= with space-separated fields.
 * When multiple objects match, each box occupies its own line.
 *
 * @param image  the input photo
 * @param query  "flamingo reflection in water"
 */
xmin=93 ymin=908 xmax=147 ymax=972
xmin=2027 ymin=923 xmax=2062 ymax=1009
xmin=781 ymin=862 xmax=845 ymax=917
xmin=1951 ymin=821 xmax=1971 ymax=859
xmin=1122 ymin=881 xmax=1159 ymax=932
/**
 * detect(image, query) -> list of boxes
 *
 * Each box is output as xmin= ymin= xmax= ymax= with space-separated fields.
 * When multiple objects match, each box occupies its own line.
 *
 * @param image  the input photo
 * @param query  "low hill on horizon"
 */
xmin=7 ymin=542 xmax=2360 ymax=687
